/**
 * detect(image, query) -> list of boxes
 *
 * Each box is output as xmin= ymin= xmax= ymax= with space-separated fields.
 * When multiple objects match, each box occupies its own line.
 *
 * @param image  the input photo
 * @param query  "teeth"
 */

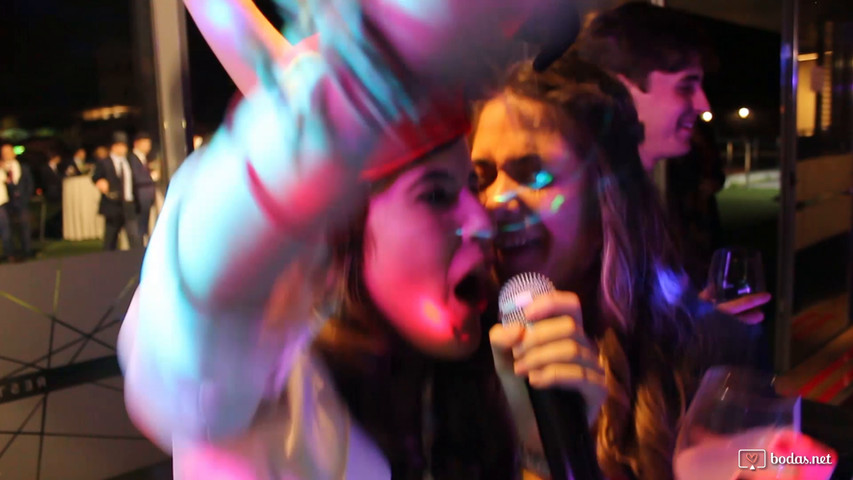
xmin=497 ymin=222 xmax=543 ymax=249
xmin=498 ymin=235 xmax=533 ymax=249
xmin=506 ymin=237 xmax=528 ymax=248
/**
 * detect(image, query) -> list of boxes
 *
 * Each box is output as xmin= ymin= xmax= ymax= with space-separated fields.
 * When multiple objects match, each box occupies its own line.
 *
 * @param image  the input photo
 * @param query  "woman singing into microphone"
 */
xmin=472 ymin=54 xmax=768 ymax=480
xmin=118 ymin=0 xmax=604 ymax=478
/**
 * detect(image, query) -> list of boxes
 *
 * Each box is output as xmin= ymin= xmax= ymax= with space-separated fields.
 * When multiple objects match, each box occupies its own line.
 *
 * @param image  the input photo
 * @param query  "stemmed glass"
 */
xmin=674 ymin=366 xmax=804 ymax=479
xmin=707 ymin=247 xmax=766 ymax=303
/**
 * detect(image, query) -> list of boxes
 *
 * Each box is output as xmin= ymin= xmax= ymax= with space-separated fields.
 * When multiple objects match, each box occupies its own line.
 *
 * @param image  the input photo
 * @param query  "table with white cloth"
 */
xmin=62 ymin=175 xmax=104 ymax=241
xmin=62 ymin=174 xmax=164 ymax=249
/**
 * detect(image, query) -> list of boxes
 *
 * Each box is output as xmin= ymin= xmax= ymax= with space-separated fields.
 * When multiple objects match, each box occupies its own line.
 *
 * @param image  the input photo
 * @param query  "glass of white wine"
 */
xmin=674 ymin=366 xmax=803 ymax=480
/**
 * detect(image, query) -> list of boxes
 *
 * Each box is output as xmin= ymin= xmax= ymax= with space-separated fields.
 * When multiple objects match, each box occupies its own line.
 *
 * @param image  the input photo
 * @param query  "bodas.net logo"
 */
xmin=738 ymin=449 xmax=767 ymax=470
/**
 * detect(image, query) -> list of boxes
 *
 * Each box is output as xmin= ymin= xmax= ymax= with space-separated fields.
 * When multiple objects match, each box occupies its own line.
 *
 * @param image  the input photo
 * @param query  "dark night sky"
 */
xmin=699 ymin=15 xmax=781 ymax=138
xmin=0 ymin=1 xmax=780 ymax=136
xmin=185 ymin=0 xmax=282 ymax=130
xmin=0 ymin=0 xmax=288 ymax=130
xmin=0 ymin=0 xmax=133 ymax=117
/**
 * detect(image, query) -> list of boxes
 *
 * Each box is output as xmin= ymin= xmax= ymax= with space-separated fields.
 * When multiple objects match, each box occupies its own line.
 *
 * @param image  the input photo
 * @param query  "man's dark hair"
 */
xmin=572 ymin=2 xmax=716 ymax=91
xmin=111 ymin=131 xmax=129 ymax=147
xmin=45 ymin=145 xmax=63 ymax=160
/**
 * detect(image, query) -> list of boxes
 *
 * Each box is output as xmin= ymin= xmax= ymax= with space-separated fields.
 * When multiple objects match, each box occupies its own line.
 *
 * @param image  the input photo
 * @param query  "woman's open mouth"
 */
xmin=453 ymin=268 xmax=491 ymax=313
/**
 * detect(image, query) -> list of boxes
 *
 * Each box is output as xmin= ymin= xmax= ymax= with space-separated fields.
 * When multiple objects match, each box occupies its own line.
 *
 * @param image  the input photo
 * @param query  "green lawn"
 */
xmin=35 ymin=239 xmax=103 ymax=259
xmin=716 ymin=186 xmax=780 ymax=231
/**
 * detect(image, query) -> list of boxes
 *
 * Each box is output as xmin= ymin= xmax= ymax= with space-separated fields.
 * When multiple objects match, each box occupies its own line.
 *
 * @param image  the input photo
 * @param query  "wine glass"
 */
xmin=707 ymin=247 xmax=766 ymax=303
xmin=674 ymin=366 xmax=803 ymax=480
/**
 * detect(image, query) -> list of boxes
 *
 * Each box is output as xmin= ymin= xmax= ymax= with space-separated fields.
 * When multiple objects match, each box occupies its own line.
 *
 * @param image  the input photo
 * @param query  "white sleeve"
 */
xmin=119 ymin=0 xmax=569 ymax=449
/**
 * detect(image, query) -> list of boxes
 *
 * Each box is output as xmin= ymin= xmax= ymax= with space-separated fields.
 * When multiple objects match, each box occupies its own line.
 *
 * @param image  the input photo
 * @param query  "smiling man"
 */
xmin=573 ymin=2 xmax=712 ymax=172
xmin=572 ymin=2 xmax=773 ymax=322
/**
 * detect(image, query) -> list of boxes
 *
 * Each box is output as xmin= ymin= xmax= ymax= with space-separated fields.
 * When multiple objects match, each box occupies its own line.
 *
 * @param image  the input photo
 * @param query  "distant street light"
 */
xmin=701 ymin=111 xmax=713 ymax=122
xmin=738 ymin=107 xmax=751 ymax=119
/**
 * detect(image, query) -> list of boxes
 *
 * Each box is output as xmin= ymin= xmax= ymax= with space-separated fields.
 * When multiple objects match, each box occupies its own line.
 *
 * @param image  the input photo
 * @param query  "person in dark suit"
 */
xmin=71 ymin=147 xmax=91 ymax=175
xmin=40 ymin=148 xmax=66 ymax=203
xmin=92 ymin=132 xmax=142 ymax=251
xmin=128 ymin=132 xmax=155 ymax=244
xmin=0 ymin=141 xmax=35 ymax=261
xmin=39 ymin=147 xmax=67 ymax=238
xmin=666 ymin=122 xmax=726 ymax=287
xmin=61 ymin=156 xmax=82 ymax=178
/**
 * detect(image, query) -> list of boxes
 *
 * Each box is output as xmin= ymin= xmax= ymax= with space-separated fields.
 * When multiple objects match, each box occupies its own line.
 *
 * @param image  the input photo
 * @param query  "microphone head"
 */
xmin=498 ymin=272 xmax=555 ymax=326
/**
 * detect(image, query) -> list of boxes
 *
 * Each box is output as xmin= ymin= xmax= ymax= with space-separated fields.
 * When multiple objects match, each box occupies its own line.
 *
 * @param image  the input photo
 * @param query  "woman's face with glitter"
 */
xmin=470 ymin=94 xmax=600 ymax=289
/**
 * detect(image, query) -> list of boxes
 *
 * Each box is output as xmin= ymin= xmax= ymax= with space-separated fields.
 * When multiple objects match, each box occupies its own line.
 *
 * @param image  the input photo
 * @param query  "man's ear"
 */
xmin=615 ymin=73 xmax=645 ymax=98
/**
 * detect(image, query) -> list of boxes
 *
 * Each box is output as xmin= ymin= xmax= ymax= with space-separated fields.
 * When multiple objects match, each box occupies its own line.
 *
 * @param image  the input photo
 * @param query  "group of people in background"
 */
xmin=0 ymin=141 xmax=34 ymax=263
xmin=0 ymin=130 xmax=158 ymax=262
xmin=92 ymin=131 xmax=157 ymax=251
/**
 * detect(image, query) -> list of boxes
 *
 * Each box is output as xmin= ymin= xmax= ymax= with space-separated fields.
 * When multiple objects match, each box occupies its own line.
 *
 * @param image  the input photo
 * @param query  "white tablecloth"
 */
xmin=62 ymin=175 xmax=104 ymax=241
xmin=62 ymin=175 xmax=164 ymax=248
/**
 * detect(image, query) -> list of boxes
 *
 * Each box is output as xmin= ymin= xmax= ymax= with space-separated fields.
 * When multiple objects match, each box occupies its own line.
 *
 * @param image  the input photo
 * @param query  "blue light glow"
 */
xmin=655 ymin=267 xmax=684 ymax=305
xmin=529 ymin=171 xmax=553 ymax=189
xmin=207 ymin=0 xmax=233 ymax=31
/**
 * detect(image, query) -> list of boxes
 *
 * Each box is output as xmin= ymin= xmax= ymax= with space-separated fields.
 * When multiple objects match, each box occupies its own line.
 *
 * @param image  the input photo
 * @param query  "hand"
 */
xmin=490 ymin=290 xmax=607 ymax=426
xmin=700 ymin=287 xmax=772 ymax=325
xmin=362 ymin=0 xmax=575 ymax=88
xmin=749 ymin=429 xmax=837 ymax=480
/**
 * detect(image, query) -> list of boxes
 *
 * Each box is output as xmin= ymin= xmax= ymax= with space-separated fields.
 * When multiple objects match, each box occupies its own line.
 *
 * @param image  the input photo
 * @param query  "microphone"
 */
xmin=498 ymin=272 xmax=603 ymax=480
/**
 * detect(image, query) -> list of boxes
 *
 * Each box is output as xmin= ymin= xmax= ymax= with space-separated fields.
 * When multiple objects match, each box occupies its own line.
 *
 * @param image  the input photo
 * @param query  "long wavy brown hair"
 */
xmin=310 ymin=149 xmax=518 ymax=480
xmin=477 ymin=53 xmax=705 ymax=480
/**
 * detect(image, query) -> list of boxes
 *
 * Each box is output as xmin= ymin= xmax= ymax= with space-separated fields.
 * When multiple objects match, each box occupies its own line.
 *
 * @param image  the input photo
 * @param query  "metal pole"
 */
xmin=754 ymin=139 xmax=760 ymax=171
xmin=814 ymin=20 xmax=825 ymax=141
xmin=726 ymin=141 xmax=734 ymax=167
xmin=776 ymin=0 xmax=799 ymax=374
xmin=131 ymin=0 xmax=160 ymax=152
xmin=149 ymin=0 xmax=194 ymax=185
xmin=844 ymin=23 xmax=853 ymax=329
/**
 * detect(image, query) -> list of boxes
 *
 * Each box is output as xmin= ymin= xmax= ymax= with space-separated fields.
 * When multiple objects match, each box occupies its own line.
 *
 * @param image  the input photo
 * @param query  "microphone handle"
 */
xmin=525 ymin=382 xmax=604 ymax=480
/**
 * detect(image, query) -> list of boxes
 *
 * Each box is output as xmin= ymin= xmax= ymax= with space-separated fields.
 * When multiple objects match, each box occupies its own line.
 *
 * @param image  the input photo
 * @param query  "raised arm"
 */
xmin=168 ymin=0 xmax=570 ymax=335
xmin=184 ymin=0 xmax=291 ymax=94
xmin=120 ymin=0 xmax=572 ymax=450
